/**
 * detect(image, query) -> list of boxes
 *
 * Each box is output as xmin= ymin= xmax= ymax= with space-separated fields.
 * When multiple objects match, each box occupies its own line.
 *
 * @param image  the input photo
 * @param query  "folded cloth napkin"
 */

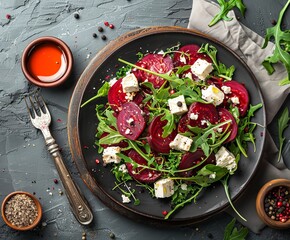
xmin=188 ymin=0 xmax=290 ymax=234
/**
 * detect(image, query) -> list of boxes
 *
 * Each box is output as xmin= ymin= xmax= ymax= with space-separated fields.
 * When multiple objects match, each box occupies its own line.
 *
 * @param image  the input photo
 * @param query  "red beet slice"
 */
xmin=187 ymin=102 xmax=219 ymax=129
xmin=218 ymin=108 xmax=238 ymax=143
xmin=222 ymin=81 xmax=249 ymax=117
xmin=126 ymin=149 xmax=161 ymax=183
xmin=117 ymin=102 xmax=145 ymax=140
xmin=173 ymin=44 xmax=212 ymax=67
xmin=132 ymin=54 xmax=173 ymax=89
xmin=147 ymin=115 xmax=177 ymax=153
xmin=178 ymin=114 xmax=190 ymax=133
xmin=178 ymin=149 xmax=216 ymax=177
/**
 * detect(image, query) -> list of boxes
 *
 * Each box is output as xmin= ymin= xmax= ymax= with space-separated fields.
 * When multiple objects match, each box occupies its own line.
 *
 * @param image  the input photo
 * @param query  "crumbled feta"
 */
xmin=125 ymin=128 xmax=131 ymax=135
xmin=216 ymin=127 xmax=223 ymax=133
xmin=158 ymin=50 xmax=165 ymax=55
xmin=201 ymin=85 xmax=225 ymax=106
xmin=121 ymin=73 xmax=139 ymax=93
xmin=121 ymin=194 xmax=131 ymax=203
xmin=201 ymin=120 xmax=208 ymax=126
xmin=215 ymin=146 xmax=237 ymax=173
xmin=209 ymin=172 xmax=216 ymax=179
xmin=109 ymin=77 xmax=118 ymax=87
xmin=190 ymin=58 xmax=214 ymax=80
xmin=221 ymin=86 xmax=231 ymax=94
xmin=127 ymin=118 xmax=134 ymax=124
xmin=118 ymin=164 xmax=128 ymax=173
xmin=231 ymin=96 xmax=240 ymax=105
xmin=169 ymin=134 xmax=193 ymax=152
xmin=102 ymin=146 xmax=121 ymax=165
xmin=180 ymin=55 xmax=187 ymax=64
xmin=154 ymin=178 xmax=174 ymax=198
xmin=190 ymin=113 xmax=199 ymax=120
xmin=180 ymin=183 xmax=187 ymax=191
xmin=168 ymin=95 xmax=188 ymax=115
xmin=124 ymin=92 xmax=136 ymax=101
xmin=184 ymin=72 xmax=193 ymax=80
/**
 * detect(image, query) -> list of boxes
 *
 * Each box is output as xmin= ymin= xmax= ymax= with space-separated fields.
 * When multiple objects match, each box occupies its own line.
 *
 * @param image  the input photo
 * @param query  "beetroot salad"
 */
xmin=82 ymin=43 xmax=262 ymax=219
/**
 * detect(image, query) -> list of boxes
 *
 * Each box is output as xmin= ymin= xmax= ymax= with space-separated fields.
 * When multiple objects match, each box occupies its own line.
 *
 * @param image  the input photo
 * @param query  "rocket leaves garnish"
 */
xmin=262 ymin=0 xmax=290 ymax=85
xmin=223 ymin=218 xmax=248 ymax=240
xmin=278 ymin=107 xmax=290 ymax=162
xmin=209 ymin=0 xmax=246 ymax=27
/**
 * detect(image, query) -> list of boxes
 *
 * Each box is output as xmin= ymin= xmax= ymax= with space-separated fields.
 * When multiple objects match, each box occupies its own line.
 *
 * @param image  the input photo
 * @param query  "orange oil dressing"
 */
xmin=27 ymin=43 xmax=67 ymax=82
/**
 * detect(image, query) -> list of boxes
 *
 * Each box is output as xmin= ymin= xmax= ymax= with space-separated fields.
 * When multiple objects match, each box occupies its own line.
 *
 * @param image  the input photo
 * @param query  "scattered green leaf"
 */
xmin=223 ymin=218 xmax=249 ymax=240
xmin=278 ymin=107 xmax=290 ymax=162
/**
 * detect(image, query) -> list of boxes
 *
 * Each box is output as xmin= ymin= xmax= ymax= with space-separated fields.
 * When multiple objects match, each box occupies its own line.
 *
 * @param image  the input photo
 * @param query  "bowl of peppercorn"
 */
xmin=1 ymin=191 xmax=42 ymax=231
xmin=256 ymin=179 xmax=290 ymax=229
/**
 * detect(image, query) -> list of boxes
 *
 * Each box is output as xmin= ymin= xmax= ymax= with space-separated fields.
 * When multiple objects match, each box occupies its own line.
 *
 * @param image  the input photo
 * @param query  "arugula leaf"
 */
xmin=221 ymin=175 xmax=247 ymax=222
xmin=209 ymin=0 xmax=246 ymax=27
xmin=81 ymin=82 xmax=110 ymax=107
xmin=223 ymin=218 xmax=249 ymax=240
xmin=262 ymin=0 xmax=290 ymax=85
xmin=198 ymin=43 xmax=235 ymax=80
xmin=160 ymin=110 xmax=176 ymax=138
xmin=278 ymin=107 xmax=290 ymax=162
xmin=116 ymin=65 xmax=132 ymax=79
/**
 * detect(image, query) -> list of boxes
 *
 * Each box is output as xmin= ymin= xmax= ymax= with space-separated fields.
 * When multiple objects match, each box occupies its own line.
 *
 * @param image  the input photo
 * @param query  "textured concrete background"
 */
xmin=0 ymin=0 xmax=290 ymax=239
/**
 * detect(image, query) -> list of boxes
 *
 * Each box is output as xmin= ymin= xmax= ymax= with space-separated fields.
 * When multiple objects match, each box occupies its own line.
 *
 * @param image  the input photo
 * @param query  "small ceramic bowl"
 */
xmin=21 ymin=36 xmax=73 ymax=88
xmin=1 ymin=191 xmax=42 ymax=231
xmin=256 ymin=179 xmax=290 ymax=229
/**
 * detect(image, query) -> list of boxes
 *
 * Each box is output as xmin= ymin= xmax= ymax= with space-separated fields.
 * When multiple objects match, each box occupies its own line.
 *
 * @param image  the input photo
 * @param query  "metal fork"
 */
xmin=24 ymin=92 xmax=93 ymax=225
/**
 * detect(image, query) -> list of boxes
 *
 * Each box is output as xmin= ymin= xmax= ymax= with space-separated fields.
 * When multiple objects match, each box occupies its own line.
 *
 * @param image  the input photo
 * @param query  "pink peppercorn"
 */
xmin=109 ymin=24 xmax=114 ymax=29
xmin=6 ymin=14 xmax=11 ymax=20
xmin=53 ymin=179 xmax=58 ymax=184
xmin=162 ymin=210 xmax=168 ymax=216
xmin=104 ymin=21 xmax=109 ymax=26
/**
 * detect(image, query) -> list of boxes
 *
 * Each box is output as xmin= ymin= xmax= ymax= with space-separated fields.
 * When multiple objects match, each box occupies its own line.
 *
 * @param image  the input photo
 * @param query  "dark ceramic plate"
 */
xmin=67 ymin=26 xmax=266 ymax=226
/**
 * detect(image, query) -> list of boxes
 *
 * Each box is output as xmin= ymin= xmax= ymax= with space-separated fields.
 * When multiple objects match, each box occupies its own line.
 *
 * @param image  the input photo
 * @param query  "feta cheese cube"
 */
xmin=121 ymin=194 xmax=131 ymax=203
xmin=121 ymin=73 xmax=139 ymax=93
xmin=169 ymin=134 xmax=193 ymax=151
xmin=231 ymin=96 xmax=240 ymax=105
xmin=215 ymin=146 xmax=237 ymax=173
xmin=190 ymin=58 xmax=214 ymax=80
xmin=168 ymin=95 xmax=188 ymax=115
xmin=154 ymin=178 xmax=174 ymax=198
xmin=102 ymin=146 xmax=121 ymax=165
xmin=221 ymin=85 xmax=231 ymax=94
xmin=201 ymin=85 xmax=225 ymax=106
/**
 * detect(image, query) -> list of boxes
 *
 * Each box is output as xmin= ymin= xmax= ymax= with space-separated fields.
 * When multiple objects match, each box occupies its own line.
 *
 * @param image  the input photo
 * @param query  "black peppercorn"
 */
xmin=98 ymin=26 xmax=104 ymax=32
xmin=177 ymin=101 xmax=182 ymax=107
xmin=101 ymin=35 xmax=107 ymax=40
xmin=92 ymin=33 xmax=97 ymax=38
xmin=74 ymin=13 xmax=80 ymax=19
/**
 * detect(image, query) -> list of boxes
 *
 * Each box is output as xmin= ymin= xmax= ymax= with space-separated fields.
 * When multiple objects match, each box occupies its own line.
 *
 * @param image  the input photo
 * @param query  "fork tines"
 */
xmin=24 ymin=92 xmax=49 ymax=119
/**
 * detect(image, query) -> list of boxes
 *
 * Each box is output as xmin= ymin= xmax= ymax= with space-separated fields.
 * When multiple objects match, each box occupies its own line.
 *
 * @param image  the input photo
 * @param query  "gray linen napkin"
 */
xmin=188 ymin=0 xmax=290 ymax=234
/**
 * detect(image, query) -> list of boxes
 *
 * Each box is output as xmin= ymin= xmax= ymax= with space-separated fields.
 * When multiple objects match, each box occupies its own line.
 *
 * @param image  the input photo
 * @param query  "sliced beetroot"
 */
xmin=132 ymin=54 xmax=173 ymax=89
xmin=147 ymin=115 xmax=177 ymax=153
xmin=187 ymin=102 xmax=219 ymax=129
xmin=218 ymin=108 xmax=238 ymax=143
xmin=173 ymin=44 xmax=212 ymax=67
xmin=222 ymin=81 xmax=249 ymax=117
xmin=126 ymin=149 xmax=161 ymax=183
xmin=178 ymin=115 xmax=190 ymax=133
xmin=178 ymin=149 xmax=216 ymax=177
xmin=117 ymin=102 xmax=145 ymax=140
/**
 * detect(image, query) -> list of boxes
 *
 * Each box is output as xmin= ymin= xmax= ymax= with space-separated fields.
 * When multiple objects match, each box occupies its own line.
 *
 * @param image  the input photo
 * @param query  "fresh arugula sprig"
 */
xmin=198 ymin=43 xmax=235 ymax=80
xmin=262 ymin=0 xmax=290 ymax=85
xmin=277 ymin=107 xmax=290 ymax=162
xmin=81 ymin=82 xmax=110 ymax=107
xmin=209 ymin=0 xmax=246 ymax=27
xmin=223 ymin=218 xmax=248 ymax=240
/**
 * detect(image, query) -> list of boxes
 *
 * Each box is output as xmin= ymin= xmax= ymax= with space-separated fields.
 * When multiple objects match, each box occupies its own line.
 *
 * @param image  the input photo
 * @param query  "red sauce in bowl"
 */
xmin=27 ymin=43 xmax=67 ymax=83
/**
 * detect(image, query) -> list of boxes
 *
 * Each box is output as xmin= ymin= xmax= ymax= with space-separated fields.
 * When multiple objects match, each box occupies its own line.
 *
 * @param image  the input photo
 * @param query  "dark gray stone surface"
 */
xmin=0 ymin=0 xmax=290 ymax=239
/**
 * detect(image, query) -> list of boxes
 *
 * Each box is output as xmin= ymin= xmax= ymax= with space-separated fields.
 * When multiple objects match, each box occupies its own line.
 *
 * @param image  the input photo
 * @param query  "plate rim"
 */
xmin=67 ymin=26 xmax=266 ymax=226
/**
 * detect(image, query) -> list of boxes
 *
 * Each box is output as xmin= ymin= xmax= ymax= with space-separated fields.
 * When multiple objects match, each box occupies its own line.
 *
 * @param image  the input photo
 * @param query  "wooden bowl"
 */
xmin=256 ymin=179 xmax=290 ymax=229
xmin=1 ymin=191 xmax=43 ymax=231
xmin=21 ymin=36 xmax=73 ymax=88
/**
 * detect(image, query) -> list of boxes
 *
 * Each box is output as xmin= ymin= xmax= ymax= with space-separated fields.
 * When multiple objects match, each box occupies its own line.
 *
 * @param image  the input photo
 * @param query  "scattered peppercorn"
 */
xmin=74 ymin=13 xmax=80 ymax=19
xmin=109 ymin=232 xmax=115 ymax=239
xmin=101 ymin=35 xmax=107 ymax=40
xmin=104 ymin=21 xmax=109 ymax=26
xmin=264 ymin=186 xmax=290 ymax=222
xmin=271 ymin=19 xmax=277 ymax=25
xmin=92 ymin=33 xmax=98 ymax=38
xmin=207 ymin=233 xmax=214 ymax=239
xmin=109 ymin=24 xmax=114 ymax=29
xmin=53 ymin=179 xmax=58 ymax=184
xmin=6 ymin=14 xmax=11 ymax=20
xmin=98 ymin=26 xmax=104 ymax=32
xmin=162 ymin=210 xmax=168 ymax=216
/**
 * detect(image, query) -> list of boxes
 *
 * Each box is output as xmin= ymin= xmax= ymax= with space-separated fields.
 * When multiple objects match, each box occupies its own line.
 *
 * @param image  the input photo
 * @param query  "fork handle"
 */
xmin=46 ymin=137 xmax=94 ymax=225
